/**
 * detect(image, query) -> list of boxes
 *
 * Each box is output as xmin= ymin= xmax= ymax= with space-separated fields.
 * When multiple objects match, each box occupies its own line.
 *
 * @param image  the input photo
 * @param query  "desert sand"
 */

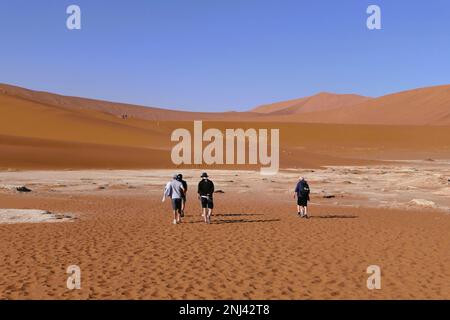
xmin=0 ymin=167 xmax=449 ymax=299
xmin=1 ymin=83 xmax=449 ymax=300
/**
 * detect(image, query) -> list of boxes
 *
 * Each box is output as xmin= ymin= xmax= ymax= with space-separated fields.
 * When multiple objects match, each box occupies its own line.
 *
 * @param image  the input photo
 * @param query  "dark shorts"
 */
xmin=200 ymin=197 xmax=214 ymax=209
xmin=181 ymin=195 xmax=186 ymax=203
xmin=171 ymin=198 xmax=182 ymax=211
xmin=297 ymin=197 xmax=308 ymax=207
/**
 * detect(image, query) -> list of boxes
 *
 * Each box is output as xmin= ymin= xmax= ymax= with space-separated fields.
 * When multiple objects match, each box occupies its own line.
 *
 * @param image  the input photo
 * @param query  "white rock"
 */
xmin=409 ymin=199 xmax=437 ymax=208
xmin=0 ymin=185 xmax=17 ymax=190
xmin=0 ymin=209 xmax=73 ymax=224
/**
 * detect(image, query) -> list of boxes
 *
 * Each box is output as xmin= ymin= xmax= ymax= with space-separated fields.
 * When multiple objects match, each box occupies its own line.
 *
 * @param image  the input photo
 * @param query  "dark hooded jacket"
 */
xmin=295 ymin=180 xmax=310 ymax=200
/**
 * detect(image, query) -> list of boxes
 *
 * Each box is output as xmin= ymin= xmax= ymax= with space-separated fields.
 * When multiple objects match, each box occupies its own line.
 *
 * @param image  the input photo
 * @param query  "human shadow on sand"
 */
xmin=213 ymin=218 xmax=280 ymax=224
xmin=184 ymin=217 xmax=280 ymax=224
xmin=214 ymin=213 xmax=263 ymax=217
xmin=311 ymin=214 xmax=358 ymax=219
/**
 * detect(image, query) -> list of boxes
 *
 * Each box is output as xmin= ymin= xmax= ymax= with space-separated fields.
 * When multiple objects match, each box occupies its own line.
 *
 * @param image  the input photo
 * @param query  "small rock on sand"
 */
xmin=410 ymin=199 xmax=437 ymax=208
xmin=16 ymin=186 xmax=32 ymax=193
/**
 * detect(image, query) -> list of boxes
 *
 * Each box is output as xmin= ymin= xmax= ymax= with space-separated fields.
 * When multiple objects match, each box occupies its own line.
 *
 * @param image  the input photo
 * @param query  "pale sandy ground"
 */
xmin=0 ymin=164 xmax=449 ymax=299
xmin=1 ymin=160 xmax=449 ymax=212
xmin=0 ymin=209 xmax=74 ymax=224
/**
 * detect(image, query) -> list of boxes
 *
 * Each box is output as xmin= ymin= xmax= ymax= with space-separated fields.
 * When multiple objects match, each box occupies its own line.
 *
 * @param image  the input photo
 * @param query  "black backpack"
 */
xmin=300 ymin=183 xmax=310 ymax=197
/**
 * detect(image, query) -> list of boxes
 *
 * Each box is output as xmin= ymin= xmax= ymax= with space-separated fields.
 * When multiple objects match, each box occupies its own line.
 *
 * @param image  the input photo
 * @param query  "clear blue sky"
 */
xmin=1 ymin=0 xmax=449 ymax=111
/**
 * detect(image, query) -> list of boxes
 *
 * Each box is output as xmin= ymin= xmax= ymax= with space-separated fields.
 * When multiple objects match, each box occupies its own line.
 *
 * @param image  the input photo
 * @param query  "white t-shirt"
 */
xmin=166 ymin=179 xmax=184 ymax=199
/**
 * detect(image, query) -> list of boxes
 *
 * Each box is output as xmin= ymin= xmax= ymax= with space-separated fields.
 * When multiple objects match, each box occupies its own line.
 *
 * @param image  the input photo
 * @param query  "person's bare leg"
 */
xmin=202 ymin=208 xmax=207 ymax=223
xmin=303 ymin=206 xmax=308 ymax=218
xmin=173 ymin=210 xmax=178 ymax=224
xmin=207 ymin=208 xmax=213 ymax=224
xmin=177 ymin=210 xmax=182 ymax=223
xmin=297 ymin=205 xmax=301 ymax=215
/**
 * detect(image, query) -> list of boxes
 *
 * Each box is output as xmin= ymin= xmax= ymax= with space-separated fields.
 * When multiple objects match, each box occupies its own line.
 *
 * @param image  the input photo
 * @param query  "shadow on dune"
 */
xmin=312 ymin=214 xmax=358 ymax=219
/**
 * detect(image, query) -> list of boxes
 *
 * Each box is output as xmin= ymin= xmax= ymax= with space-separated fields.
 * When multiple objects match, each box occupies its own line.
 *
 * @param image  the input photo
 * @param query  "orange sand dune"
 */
xmin=0 ymin=90 xmax=382 ymax=169
xmin=3 ymin=83 xmax=450 ymax=126
xmin=0 ymin=83 xmax=261 ymax=122
xmin=0 ymin=132 xmax=385 ymax=170
xmin=270 ymin=85 xmax=450 ymax=125
xmin=1 ymin=83 xmax=450 ymax=170
xmin=2 ymin=118 xmax=450 ymax=170
xmin=0 ymin=93 xmax=168 ymax=147
xmin=251 ymin=92 xmax=370 ymax=115
xmin=179 ymin=121 xmax=450 ymax=161
xmin=0 ymin=84 xmax=450 ymax=125
xmin=0 ymin=135 xmax=171 ymax=170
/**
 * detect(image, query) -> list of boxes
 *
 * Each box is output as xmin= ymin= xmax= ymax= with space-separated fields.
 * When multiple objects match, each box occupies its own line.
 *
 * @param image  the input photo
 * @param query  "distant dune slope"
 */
xmin=251 ymin=92 xmax=371 ymax=115
xmin=0 ymin=83 xmax=260 ymax=121
xmin=0 ymin=92 xmax=169 ymax=148
xmin=272 ymin=85 xmax=450 ymax=125
xmin=2 ymin=83 xmax=450 ymax=125
xmin=0 ymin=134 xmax=170 ymax=170
xmin=1 ymin=83 xmax=450 ymax=170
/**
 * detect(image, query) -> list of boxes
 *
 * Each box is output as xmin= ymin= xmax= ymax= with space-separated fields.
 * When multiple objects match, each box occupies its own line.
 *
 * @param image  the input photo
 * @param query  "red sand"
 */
xmin=1 ymin=190 xmax=449 ymax=299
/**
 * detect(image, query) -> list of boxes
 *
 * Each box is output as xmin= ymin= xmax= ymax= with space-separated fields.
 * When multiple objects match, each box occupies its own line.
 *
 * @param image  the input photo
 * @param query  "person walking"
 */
xmin=162 ymin=174 xmax=185 ymax=225
xmin=294 ymin=177 xmax=310 ymax=218
xmin=177 ymin=173 xmax=188 ymax=217
xmin=198 ymin=172 xmax=214 ymax=224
